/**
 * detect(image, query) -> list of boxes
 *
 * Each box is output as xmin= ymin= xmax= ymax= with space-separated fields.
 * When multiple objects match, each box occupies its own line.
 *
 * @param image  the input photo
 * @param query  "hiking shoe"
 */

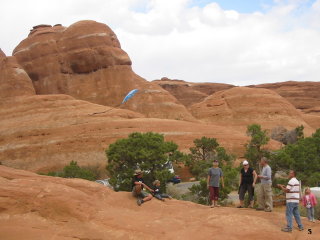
xmin=137 ymin=199 xmax=142 ymax=206
xmin=256 ymin=208 xmax=264 ymax=211
xmin=237 ymin=206 xmax=244 ymax=208
xmin=281 ymin=228 xmax=292 ymax=233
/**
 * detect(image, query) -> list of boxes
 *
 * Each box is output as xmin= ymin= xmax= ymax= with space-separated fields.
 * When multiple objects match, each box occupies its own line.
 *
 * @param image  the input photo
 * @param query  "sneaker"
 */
xmin=256 ymin=208 xmax=264 ymax=211
xmin=264 ymin=209 xmax=272 ymax=212
xmin=281 ymin=228 xmax=292 ymax=233
xmin=137 ymin=199 xmax=142 ymax=206
xmin=210 ymin=205 xmax=215 ymax=208
xmin=299 ymin=227 xmax=304 ymax=231
xmin=312 ymin=219 xmax=316 ymax=223
xmin=237 ymin=206 xmax=244 ymax=208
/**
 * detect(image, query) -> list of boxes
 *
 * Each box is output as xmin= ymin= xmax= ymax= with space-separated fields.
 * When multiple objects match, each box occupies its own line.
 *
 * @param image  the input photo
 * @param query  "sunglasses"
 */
xmin=243 ymin=164 xmax=248 ymax=166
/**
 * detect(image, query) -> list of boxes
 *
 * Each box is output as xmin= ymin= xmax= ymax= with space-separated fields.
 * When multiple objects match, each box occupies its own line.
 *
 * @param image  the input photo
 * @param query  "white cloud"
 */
xmin=1 ymin=0 xmax=320 ymax=85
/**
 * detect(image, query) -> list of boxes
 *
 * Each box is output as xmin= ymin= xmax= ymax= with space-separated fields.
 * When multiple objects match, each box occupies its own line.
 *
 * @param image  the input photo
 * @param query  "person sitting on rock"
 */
xmin=132 ymin=169 xmax=153 ymax=206
xmin=152 ymin=180 xmax=172 ymax=201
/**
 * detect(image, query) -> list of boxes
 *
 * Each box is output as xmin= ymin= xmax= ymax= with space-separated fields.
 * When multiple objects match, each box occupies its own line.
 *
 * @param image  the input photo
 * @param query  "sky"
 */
xmin=1 ymin=0 xmax=320 ymax=86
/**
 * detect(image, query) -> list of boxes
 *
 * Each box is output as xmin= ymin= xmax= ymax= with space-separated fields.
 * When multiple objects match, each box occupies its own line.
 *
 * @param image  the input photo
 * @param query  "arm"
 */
xmin=142 ymin=183 xmax=154 ymax=192
xmin=239 ymin=174 xmax=242 ymax=187
xmin=253 ymin=170 xmax=258 ymax=187
xmin=207 ymin=175 xmax=210 ymax=189
xmin=221 ymin=176 xmax=225 ymax=188
xmin=277 ymin=184 xmax=290 ymax=193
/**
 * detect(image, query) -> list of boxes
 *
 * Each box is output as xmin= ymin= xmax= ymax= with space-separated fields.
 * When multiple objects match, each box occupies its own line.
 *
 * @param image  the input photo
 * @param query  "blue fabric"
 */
xmin=122 ymin=89 xmax=139 ymax=104
xmin=286 ymin=202 xmax=303 ymax=230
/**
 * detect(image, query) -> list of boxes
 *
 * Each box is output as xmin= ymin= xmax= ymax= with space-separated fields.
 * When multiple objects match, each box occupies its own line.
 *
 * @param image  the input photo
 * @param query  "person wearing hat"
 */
xmin=207 ymin=160 xmax=224 ymax=207
xmin=132 ymin=169 xmax=154 ymax=206
xmin=237 ymin=160 xmax=257 ymax=208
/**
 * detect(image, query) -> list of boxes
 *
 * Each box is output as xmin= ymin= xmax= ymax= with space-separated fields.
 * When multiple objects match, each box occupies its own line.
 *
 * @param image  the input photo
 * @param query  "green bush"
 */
xmin=41 ymin=161 xmax=96 ymax=181
xmin=106 ymin=132 xmax=184 ymax=192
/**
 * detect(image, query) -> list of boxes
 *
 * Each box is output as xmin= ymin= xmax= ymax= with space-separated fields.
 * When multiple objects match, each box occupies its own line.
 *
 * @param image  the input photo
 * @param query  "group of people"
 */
xmin=132 ymin=169 xmax=172 ymax=206
xmin=207 ymin=157 xmax=317 ymax=233
xmin=131 ymin=157 xmax=317 ymax=233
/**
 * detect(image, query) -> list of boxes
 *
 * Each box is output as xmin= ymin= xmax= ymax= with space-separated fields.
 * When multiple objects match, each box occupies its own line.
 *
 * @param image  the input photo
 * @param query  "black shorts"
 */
xmin=239 ymin=183 xmax=254 ymax=201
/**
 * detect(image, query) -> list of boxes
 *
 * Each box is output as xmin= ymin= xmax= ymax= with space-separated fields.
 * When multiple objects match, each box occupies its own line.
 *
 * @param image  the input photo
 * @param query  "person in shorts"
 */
xmin=238 ymin=160 xmax=257 ymax=208
xmin=132 ymin=169 xmax=153 ymax=206
xmin=207 ymin=160 xmax=224 ymax=208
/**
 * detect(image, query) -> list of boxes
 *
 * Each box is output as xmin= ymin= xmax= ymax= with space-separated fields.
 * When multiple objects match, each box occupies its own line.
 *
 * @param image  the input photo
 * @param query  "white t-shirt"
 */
xmin=286 ymin=177 xmax=300 ymax=203
xmin=306 ymin=195 xmax=311 ymax=208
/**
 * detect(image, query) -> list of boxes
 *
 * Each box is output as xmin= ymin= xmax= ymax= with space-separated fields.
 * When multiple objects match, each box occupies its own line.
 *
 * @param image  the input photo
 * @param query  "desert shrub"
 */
xmin=41 ymin=161 xmax=96 ymax=181
xmin=106 ymin=132 xmax=184 ymax=192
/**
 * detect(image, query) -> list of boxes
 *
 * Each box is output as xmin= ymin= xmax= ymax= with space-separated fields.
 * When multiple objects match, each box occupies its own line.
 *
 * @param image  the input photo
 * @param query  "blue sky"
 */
xmin=190 ymin=0 xmax=316 ymax=13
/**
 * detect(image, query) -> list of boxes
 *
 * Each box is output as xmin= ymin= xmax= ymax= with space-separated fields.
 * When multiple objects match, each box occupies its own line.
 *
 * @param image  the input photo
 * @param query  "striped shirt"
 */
xmin=286 ymin=177 xmax=300 ymax=203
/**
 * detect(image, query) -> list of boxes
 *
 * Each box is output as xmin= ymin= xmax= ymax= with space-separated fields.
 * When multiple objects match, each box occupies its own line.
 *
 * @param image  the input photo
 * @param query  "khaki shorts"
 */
xmin=132 ymin=186 xmax=149 ymax=198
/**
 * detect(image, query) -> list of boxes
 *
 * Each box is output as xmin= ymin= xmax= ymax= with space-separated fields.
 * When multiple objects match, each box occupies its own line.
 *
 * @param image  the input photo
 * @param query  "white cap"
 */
xmin=243 ymin=160 xmax=249 ymax=165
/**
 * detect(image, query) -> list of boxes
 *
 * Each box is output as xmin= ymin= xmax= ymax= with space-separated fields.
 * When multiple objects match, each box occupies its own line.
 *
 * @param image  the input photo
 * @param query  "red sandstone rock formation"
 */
xmin=0 ymin=51 xmax=35 ymax=98
xmin=0 ymin=94 xmax=257 ymax=172
xmin=0 ymin=165 xmax=318 ymax=240
xmin=12 ymin=21 xmax=194 ymax=121
xmin=189 ymin=87 xmax=314 ymax=134
xmin=153 ymin=77 xmax=234 ymax=106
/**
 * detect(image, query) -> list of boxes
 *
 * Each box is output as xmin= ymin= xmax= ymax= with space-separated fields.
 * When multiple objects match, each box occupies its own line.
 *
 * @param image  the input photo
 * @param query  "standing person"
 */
xmin=132 ymin=169 xmax=153 ymax=206
xmin=302 ymin=187 xmax=317 ymax=223
xmin=238 ymin=160 xmax=258 ymax=208
xmin=278 ymin=170 xmax=304 ymax=232
xmin=256 ymin=157 xmax=273 ymax=212
xmin=207 ymin=160 xmax=224 ymax=208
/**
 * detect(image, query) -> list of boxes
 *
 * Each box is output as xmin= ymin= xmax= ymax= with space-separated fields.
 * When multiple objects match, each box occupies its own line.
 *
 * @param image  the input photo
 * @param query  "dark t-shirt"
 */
xmin=153 ymin=186 xmax=161 ymax=195
xmin=132 ymin=176 xmax=144 ymax=189
xmin=240 ymin=167 xmax=254 ymax=185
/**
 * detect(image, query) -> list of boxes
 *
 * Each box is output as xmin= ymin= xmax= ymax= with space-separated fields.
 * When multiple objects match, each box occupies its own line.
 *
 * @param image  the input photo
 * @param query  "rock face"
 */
xmin=251 ymin=81 xmax=320 ymax=115
xmin=0 ymin=51 xmax=35 ymax=98
xmin=12 ymin=21 xmax=194 ymax=121
xmin=154 ymin=78 xmax=234 ymax=107
xmin=189 ymin=87 xmax=313 ymax=133
xmin=1 ymin=165 xmax=318 ymax=240
xmin=0 ymin=94 xmax=256 ymax=172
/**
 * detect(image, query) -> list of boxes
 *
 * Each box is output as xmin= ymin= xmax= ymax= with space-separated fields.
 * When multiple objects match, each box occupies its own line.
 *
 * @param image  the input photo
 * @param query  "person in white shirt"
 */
xmin=277 ymin=170 xmax=304 ymax=232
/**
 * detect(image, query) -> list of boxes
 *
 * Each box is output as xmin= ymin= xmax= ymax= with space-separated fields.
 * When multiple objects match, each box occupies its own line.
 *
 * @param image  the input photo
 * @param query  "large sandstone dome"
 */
xmin=189 ymin=87 xmax=313 ymax=132
xmin=12 ymin=21 xmax=194 ymax=121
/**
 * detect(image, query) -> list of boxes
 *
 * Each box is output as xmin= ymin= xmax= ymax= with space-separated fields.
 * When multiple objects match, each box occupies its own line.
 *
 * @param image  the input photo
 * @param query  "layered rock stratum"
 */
xmin=0 ymin=165 xmax=319 ymax=240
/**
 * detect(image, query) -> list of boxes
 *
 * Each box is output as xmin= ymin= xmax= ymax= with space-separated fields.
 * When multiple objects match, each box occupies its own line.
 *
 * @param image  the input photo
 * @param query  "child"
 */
xmin=152 ymin=180 xmax=172 ymax=201
xmin=302 ymin=187 xmax=317 ymax=222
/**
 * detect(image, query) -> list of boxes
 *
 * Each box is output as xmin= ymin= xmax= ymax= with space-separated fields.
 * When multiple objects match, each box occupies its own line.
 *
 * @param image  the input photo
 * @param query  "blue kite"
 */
xmin=90 ymin=89 xmax=139 ymax=115
xmin=122 ymin=89 xmax=139 ymax=104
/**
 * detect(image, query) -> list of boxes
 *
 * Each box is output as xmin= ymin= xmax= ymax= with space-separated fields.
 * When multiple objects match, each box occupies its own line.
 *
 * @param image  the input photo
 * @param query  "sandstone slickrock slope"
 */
xmin=12 ymin=21 xmax=194 ymax=121
xmin=1 ymin=165 xmax=318 ymax=240
xmin=154 ymin=77 xmax=234 ymax=107
xmin=0 ymin=94 xmax=254 ymax=172
xmin=251 ymin=81 xmax=320 ymax=129
xmin=189 ymin=87 xmax=314 ymax=134
xmin=251 ymin=81 xmax=320 ymax=115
